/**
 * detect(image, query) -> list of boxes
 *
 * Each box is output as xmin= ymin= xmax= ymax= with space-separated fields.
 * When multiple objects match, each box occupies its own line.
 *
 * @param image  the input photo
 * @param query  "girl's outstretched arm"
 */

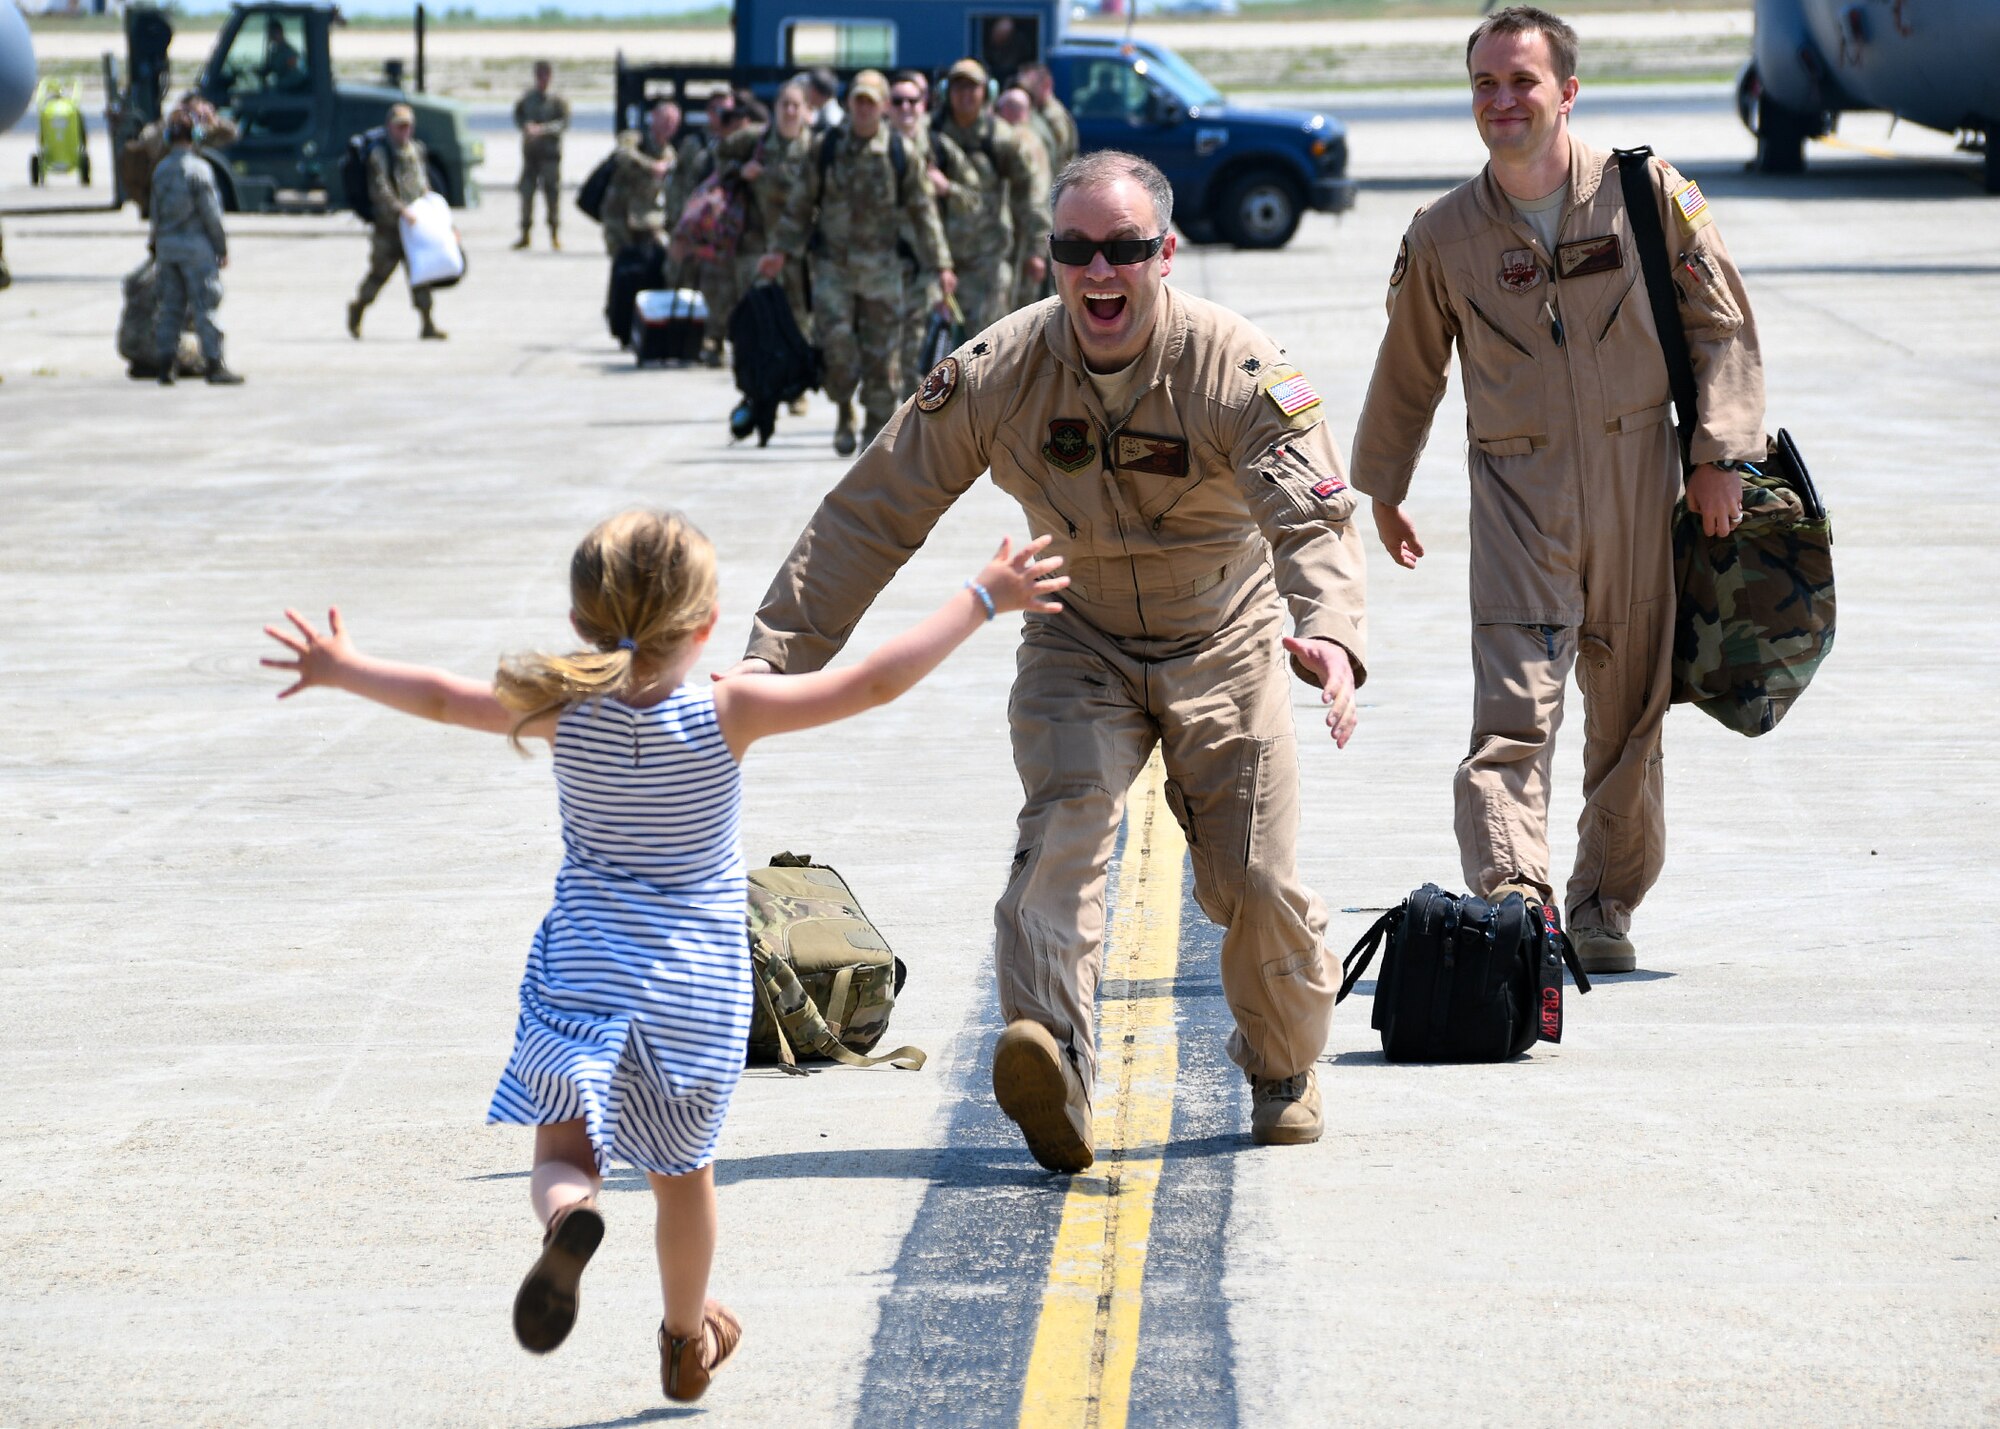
xmin=262 ymin=607 xmax=544 ymax=738
xmin=713 ymin=536 xmax=1067 ymax=760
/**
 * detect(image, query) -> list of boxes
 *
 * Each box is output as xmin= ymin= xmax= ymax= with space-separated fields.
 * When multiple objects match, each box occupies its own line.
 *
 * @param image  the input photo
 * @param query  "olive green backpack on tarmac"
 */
xmin=746 ymin=854 xmax=926 ymax=1074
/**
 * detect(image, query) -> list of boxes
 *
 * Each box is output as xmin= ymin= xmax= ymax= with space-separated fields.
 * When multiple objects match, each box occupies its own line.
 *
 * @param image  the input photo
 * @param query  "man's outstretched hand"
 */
xmin=712 ymin=656 xmax=776 ymax=682
xmin=1282 ymin=636 xmax=1359 ymax=748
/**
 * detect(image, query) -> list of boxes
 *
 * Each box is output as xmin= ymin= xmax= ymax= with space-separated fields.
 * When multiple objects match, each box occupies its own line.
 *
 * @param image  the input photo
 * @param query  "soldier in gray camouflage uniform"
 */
xmin=148 ymin=111 xmax=242 ymax=385
xmin=346 ymin=104 xmax=446 ymax=341
xmin=758 ymin=69 xmax=955 ymax=454
xmin=934 ymin=58 xmax=1051 ymax=335
xmin=512 ymin=61 xmax=570 ymax=250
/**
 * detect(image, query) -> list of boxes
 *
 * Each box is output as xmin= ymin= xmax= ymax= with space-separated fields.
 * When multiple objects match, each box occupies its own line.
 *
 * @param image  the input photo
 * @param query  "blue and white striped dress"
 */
xmin=487 ymin=687 xmax=752 ymax=1175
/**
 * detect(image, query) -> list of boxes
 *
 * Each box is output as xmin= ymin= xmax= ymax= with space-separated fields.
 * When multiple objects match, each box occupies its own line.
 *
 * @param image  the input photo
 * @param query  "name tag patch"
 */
xmin=1262 ymin=365 xmax=1321 ymax=419
xmin=1556 ymin=234 xmax=1622 ymax=279
xmin=1113 ymin=431 xmax=1189 ymax=478
xmin=1499 ymin=248 xmax=1541 ymax=293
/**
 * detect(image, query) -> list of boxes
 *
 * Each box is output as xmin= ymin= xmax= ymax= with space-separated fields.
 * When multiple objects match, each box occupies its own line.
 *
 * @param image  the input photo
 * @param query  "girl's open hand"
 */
xmin=262 ymin=606 xmax=357 ymax=699
xmin=976 ymin=535 xmax=1068 ymax=617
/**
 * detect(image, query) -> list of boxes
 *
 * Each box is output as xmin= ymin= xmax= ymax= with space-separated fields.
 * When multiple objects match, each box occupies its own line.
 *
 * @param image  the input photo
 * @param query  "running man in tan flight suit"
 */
xmin=723 ymin=151 xmax=1367 ymax=1171
xmin=1350 ymin=7 xmax=1765 ymax=972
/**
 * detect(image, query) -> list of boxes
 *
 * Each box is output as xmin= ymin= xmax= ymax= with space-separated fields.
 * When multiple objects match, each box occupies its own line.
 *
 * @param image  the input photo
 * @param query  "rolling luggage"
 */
xmin=605 ymin=240 xmax=666 ymax=347
xmin=633 ymin=287 xmax=707 ymax=366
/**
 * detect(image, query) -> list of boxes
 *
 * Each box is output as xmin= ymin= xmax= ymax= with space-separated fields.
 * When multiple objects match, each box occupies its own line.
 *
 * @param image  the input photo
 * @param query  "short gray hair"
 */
xmin=1050 ymin=150 xmax=1174 ymax=234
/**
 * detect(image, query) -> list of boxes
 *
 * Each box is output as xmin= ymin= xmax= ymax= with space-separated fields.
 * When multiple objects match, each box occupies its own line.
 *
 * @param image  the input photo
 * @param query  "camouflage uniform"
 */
xmin=1351 ymin=140 xmax=1765 ymax=936
xmin=678 ymin=135 xmax=741 ymax=352
xmin=601 ymin=129 xmax=671 ymax=257
xmin=148 ymin=147 xmax=228 ymax=367
xmin=353 ymin=137 xmax=438 ymax=320
xmin=769 ymin=123 xmax=951 ymax=433
xmin=898 ymin=116 xmax=981 ymax=395
xmin=746 ymin=287 xmax=1367 ymax=1095
xmin=934 ymin=111 xmax=1051 ymax=334
xmin=719 ymin=124 xmax=815 ymax=340
xmin=1008 ymin=120 xmax=1055 ymax=310
xmin=513 ymin=86 xmax=570 ymax=241
xmin=121 ymin=113 xmax=239 ymax=219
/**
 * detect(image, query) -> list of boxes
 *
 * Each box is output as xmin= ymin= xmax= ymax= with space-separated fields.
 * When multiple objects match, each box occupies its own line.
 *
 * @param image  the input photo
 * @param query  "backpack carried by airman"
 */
xmin=746 ymin=854 xmax=925 ymax=1073
xmin=338 ymin=127 xmax=387 ymax=216
xmin=575 ymin=152 xmax=616 ymax=223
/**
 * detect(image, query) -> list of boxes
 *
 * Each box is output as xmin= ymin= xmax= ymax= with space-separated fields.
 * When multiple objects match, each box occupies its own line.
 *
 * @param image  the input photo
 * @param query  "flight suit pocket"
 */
xmin=1472 ymin=434 xmax=1542 ymax=458
xmin=1673 ymin=249 xmax=1743 ymax=336
xmin=1259 ymin=441 xmax=1357 ymax=525
xmin=1456 ymin=295 xmax=1543 ymax=450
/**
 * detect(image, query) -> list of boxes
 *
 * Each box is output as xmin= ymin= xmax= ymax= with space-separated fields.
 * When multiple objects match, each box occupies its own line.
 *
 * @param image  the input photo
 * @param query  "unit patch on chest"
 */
xmin=1113 ymin=431 xmax=1189 ymax=478
xmin=1556 ymin=234 xmax=1622 ymax=279
xmin=915 ymin=356 xmax=960 ymax=414
xmin=1042 ymin=417 xmax=1096 ymax=473
xmin=1499 ymin=248 xmax=1541 ymax=293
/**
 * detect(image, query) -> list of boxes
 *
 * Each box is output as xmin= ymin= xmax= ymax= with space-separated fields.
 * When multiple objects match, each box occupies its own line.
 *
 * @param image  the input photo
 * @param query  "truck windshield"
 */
xmin=1135 ymin=43 xmax=1222 ymax=109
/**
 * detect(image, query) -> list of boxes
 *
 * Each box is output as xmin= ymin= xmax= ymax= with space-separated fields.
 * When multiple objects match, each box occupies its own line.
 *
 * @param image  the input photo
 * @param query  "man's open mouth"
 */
xmin=1083 ymin=292 xmax=1127 ymax=323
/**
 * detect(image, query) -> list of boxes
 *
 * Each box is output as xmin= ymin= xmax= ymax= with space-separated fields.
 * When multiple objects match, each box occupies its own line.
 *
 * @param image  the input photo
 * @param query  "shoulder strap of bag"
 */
xmin=1615 ymin=146 xmax=1698 ymax=475
xmin=1337 ymin=907 xmax=1402 ymax=1003
xmin=752 ymin=945 xmax=926 ymax=1070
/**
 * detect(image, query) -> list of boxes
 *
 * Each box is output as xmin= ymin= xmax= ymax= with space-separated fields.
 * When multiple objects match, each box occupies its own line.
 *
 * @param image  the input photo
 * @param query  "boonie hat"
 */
xmin=946 ymin=58 xmax=989 ymax=88
xmin=848 ymin=69 xmax=890 ymax=105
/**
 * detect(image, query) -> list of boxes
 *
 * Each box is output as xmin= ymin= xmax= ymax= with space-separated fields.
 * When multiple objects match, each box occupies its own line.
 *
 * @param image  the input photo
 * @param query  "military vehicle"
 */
xmin=1740 ymin=0 xmax=2000 ymax=192
xmin=104 ymin=2 xmax=483 ymax=213
xmin=614 ymin=0 xmax=1355 ymax=249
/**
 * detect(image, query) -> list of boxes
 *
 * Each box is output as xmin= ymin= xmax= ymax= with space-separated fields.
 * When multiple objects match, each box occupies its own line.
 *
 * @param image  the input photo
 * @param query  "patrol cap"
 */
xmin=386 ymin=102 xmax=415 ymax=125
xmin=946 ymin=58 xmax=989 ymax=88
xmin=848 ymin=69 xmax=890 ymax=105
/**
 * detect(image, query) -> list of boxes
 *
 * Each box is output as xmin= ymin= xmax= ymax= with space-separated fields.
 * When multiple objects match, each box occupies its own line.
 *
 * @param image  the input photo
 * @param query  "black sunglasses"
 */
xmin=889 ymin=95 xmax=921 ymax=107
xmin=1047 ymin=233 xmax=1166 ymax=267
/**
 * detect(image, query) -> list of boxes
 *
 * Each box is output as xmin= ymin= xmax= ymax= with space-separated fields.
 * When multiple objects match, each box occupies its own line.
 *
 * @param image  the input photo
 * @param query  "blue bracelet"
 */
xmin=964 ymin=580 xmax=996 ymax=622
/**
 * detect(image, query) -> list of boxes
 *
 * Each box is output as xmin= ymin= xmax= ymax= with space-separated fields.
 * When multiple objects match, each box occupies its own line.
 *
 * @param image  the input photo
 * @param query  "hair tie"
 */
xmin=616 ymin=638 xmax=638 ymax=654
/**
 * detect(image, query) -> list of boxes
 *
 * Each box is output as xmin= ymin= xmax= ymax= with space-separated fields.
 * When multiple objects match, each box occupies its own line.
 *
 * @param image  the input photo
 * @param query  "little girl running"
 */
xmin=261 ymin=509 xmax=1065 ymax=1403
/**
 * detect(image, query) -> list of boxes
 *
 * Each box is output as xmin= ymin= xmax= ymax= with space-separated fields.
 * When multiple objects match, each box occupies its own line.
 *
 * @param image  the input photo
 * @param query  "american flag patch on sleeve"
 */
xmin=1263 ymin=367 xmax=1322 ymax=419
xmin=1672 ymin=180 xmax=1708 ymax=225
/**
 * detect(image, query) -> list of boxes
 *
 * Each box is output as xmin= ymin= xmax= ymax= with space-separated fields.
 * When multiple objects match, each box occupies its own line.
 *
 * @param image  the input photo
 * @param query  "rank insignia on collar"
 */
xmin=1499 ymin=248 xmax=1541 ymax=293
xmin=915 ymin=356 xmax=960 ymax=414
xmin=1113 ymin=431 xmax=1189 ymax=478
xmin=1043 ymin=417 xmax=1096 ymax=473
xmin=1240 ymin=357 xmax=1262 ymax=375
xmin=1556 ymin=234 xmax=1621 ymax=279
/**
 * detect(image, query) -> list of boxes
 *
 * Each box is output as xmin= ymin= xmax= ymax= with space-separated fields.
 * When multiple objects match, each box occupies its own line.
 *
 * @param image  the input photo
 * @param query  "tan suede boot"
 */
xmin=991 ymin=1020 xmax=1094 ymax=1173
xmin=1250 ymin=1067 xmax=1323 ymax=1146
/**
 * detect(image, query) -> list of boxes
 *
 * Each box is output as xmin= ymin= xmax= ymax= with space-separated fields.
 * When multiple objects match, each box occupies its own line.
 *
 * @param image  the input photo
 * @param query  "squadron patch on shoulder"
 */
xmin=1556 ymin=234 xmax=1622 ymax=279
xmin=1390 ymin=236 xmax=1410 ymax=288
xmin=1499 ymin=248 xmax=1541 ymax=293
xmin=1042 ymin=417 xmax=1096 ymax=473
xmin=1670 ymin=179 xmax=1712 ymax=234
xmin=915 ymin=356 xmax=960 ymax=414
xmin=1113 ymin=431 xmax=1189 ymax=479
xmin=1261 ymin=364 xmax=1322 ymax=423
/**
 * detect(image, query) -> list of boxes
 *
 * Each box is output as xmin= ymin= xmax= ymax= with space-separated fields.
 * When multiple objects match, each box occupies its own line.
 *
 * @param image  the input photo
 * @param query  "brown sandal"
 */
xmin=659 ymin=1299 xmax=742 ymax=1402
xmin=512 ymin=1199 xmax=604 ymax=1355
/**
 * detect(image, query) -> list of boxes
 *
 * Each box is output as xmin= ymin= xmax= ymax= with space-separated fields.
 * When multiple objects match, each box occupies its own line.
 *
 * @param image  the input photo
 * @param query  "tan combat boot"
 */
xmin=1571 ymin=927 xmax=1637 ymax=974
xmin=346 ymin=299 xmax=363 ymax=339
xmin=549 ymin=229 xmax=561 ymax=251
xmin=1489 ymin=881 xmax=1542 ymax=907
xmin=511 ymin=231 xmax=531 ymax=250
xmin=991 ymin=1020 xmax=1094 ymax=1173
xmin=420 ymin=312 xmax=447 ymax=341
xmin=833 ymin=402 xmax=857 ymax=456
xmin=1249 ymin=1066 xmax=1323 ymax=1146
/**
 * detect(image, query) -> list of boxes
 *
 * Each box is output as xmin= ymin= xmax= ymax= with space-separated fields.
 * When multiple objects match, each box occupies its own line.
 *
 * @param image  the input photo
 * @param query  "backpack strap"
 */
xmin=1614 ymin=145 xmax=1699 ymax=475
xmin=889 ymin=129 xmax=908 ymax=205
xmin=751 ymin=943 xmax=927 ymax=1071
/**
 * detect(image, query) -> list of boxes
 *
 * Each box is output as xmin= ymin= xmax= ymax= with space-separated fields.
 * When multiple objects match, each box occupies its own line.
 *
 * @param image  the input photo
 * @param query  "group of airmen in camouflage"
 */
xmin=584 ymin=57 xmax=1074 ymax=453
xmin=724 ymin=4 xmax=1768 ymax=1169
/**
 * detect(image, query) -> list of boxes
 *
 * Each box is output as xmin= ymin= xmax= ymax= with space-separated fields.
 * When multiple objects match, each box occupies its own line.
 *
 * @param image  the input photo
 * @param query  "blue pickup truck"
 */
xmin=614 ymin=0 xmax=1356 ymax=249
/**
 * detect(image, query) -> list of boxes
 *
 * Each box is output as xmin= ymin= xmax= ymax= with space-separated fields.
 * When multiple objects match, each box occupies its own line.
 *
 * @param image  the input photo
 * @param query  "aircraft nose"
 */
xmin=0 ymin=0 xmax=35 ymax=132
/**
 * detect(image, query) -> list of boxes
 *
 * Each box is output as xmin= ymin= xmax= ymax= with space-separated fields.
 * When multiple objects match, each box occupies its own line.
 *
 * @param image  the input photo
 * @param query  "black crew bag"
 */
xmin=1338 ymin=887 xmax=1590 ymax=1062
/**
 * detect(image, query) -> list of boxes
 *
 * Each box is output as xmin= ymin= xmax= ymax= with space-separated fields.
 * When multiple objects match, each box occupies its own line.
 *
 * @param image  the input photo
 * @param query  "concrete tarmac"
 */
xmin=1 ymin=87 xmax=1996 ymax=1426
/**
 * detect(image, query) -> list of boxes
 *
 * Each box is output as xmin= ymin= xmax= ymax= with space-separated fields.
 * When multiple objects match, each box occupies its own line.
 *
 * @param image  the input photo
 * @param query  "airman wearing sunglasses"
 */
xmin=1350 ymin=7 xmax=1766 ymax=973
xmin=726 ymin=150 xmax=1367 ymax=1169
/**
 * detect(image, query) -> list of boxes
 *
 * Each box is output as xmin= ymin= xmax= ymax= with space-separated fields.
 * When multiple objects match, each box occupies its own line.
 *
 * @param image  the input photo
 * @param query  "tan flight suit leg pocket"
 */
xmin=1567 ymin=598 xmax=1674 ymax=931
xmin=1455 ymin=623 xmax=1574 ymax=901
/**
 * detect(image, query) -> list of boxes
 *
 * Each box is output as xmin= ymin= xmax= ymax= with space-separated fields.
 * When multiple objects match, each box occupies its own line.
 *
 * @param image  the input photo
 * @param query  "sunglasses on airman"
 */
xmin=1046 ymin=233 xmax=1167 ymax=267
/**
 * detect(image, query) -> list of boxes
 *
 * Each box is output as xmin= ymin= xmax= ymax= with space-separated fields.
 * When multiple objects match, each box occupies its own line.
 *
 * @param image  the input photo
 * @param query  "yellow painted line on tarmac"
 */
xmin=1817 ymin=133 xmax=1904 ymax=161
xmin=1018 ymin=750 xmax=1186 ymax=1429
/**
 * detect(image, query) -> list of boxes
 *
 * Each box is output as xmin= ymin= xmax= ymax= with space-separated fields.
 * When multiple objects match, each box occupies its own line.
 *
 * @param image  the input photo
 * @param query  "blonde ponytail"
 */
xmin=494 ymin=510 xmax=719 ymax=750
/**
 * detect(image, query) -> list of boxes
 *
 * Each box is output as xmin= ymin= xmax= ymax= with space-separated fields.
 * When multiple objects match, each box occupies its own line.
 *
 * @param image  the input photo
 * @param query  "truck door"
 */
xmin=1058 ymin=55 xmax=1200 ymax=198
xmin=206 ymin=9 xmax=322 ymax=150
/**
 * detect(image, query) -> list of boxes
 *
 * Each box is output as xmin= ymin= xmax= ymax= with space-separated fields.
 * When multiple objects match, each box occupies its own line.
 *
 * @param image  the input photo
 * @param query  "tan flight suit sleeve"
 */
xmin=1647 ymin=157 xmax=1765 ymax=465
xmin=745 ymin=362 xmax=995 ymax=673
xmin=1222 ymin=374 xmax=1371 ymax=687
xmin=1349 ymin=214 xmax=1457 ymax=507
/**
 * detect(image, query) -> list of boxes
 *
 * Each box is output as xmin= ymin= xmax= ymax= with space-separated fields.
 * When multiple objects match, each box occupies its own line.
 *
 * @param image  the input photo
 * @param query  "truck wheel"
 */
xmin=29 ymin=153 xmax=39 ymax=185
xmin=1985 ymin=134 xmax=1999 ymax=196
xmin=81 ymin=151 xmax=91 ymax=186
xmin=203 ymin=155 xmax=240 ymax=213
xmin=1176 ymin=214 xmax=1220 ymax=245
xmin=1753 ymin=96 xmax=1815 ymax=175
xmin=427 ymin=159 xmax=452 ymax=206
xmin=1218 ymin=170 xmax=1301 ymax=249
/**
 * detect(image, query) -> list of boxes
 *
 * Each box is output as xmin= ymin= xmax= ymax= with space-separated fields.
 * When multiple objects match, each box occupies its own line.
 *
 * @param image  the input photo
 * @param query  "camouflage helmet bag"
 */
xmin=745 ymin=853 xmax=925 ymax=1073
xmin=1671 ymin=432 xmax=1835 ymax=736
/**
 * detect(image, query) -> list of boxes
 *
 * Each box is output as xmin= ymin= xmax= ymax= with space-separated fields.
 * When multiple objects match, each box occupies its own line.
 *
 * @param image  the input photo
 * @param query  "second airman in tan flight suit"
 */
xmin=726 ymin=152 xmax=1367 ymax=1172
xmin=1350 ymin=7 xmax=1765 ymax=972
